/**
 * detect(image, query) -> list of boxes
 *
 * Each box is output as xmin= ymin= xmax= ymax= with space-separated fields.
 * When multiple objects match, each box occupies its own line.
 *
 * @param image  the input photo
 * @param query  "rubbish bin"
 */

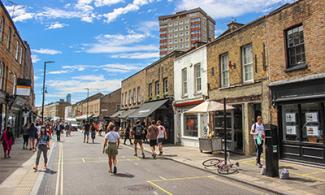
xmin=264 ymin=124 xmax=279 ymax=177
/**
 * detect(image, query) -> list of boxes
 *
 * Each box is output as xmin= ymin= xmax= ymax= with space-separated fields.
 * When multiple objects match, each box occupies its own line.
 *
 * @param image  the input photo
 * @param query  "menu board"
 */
xmin=306 ymin=126 xmax=319 ymax=136
xmin=286 ymin=126 xmax=297 ymax=135
xmin=306 ymin=112 xmax=318 ymax=123
xmin=285 ymin=113 xmax=296 ymax=123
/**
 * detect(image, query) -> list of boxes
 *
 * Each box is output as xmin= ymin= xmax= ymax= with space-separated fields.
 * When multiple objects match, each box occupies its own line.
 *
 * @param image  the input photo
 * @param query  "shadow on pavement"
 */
xmin=114 ymin=173 xmax=134 ymax=178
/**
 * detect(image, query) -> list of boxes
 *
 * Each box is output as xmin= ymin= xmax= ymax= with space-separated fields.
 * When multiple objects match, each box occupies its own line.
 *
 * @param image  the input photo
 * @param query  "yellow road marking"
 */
xmin=147 ymin=181 xmax=173 ymax=195
xmin=150 ymin=175 xmax=214 ymax=182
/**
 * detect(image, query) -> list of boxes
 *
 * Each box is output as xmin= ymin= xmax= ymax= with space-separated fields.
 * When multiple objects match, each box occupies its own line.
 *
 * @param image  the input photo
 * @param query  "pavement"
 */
xmin=139 ymin=142 xmax=325 ymax=195
xmin=1 ymin=132 xmax=324 ymax=195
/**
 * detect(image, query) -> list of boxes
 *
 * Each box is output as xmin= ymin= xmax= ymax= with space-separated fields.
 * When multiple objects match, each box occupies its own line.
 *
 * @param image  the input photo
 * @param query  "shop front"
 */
xmin=270 ymin=75 xmax=325 ymax=165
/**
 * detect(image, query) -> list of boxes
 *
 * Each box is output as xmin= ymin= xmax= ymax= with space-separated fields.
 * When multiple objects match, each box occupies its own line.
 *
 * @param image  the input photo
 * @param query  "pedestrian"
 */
xmin=22 ymin=124 xmax=30 ymax=150
xmin=83 ymin=121 xmax=90 ymax=143
xmin=29 ymin=123 xmax=37 ymax=151
xmin=156 ymin=120 xmax=167 ymax=156
xmin=250 ymin=116 xmax=265 ymax=168
xmin=65 ymin=123 xmax=70 ymax=137
xmin=33 ymin=126 xmax=50 ymax=171
xmin=102 ymin=122 xmax=120 ymax=174
xmin=123 ymin=124 xmax=132 ymax=145
xmin=55 ymin=122 xmax=62 ymax=142
xmin=91 ymin=121 xmax=97 ymax=144
xmin=141 ymin=121 xmax=147 ymax=144
xmin=147 ymin=120 xmax=158 ymax=159
xmin=131 ymin=120 xmax=145 ymax=158
xmin=1 ymin=127 xmax=14 ymax=158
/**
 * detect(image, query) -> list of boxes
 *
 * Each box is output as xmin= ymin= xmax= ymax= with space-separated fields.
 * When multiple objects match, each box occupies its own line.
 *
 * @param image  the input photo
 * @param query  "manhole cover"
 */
xmin=126 ymin=184 xmax=154 ymax=192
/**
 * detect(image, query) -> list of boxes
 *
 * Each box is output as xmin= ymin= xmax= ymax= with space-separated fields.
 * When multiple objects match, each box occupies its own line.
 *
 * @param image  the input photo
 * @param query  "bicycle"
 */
xmin=202 ymin=152 xmax=239 ymax=174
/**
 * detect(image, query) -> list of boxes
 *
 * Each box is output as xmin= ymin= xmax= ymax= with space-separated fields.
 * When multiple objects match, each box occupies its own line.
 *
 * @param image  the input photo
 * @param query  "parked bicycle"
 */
xmin=202 ymin=152 xmax=239 ymax=174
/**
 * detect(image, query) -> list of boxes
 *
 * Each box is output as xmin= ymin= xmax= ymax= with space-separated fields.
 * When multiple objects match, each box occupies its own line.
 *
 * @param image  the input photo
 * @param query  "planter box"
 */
xmin=199 ymin=138 xmax=222 ymax=153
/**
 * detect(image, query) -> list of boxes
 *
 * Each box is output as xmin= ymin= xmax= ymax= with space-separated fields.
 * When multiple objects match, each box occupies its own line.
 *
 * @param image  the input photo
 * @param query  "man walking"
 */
xmin=147 ymin=120 xmax=158 ymax=159
xmin=250 ymin=116 xmax=265 ymax=168
xmin=123 ymin=124 xmax=132 ymax=145
xmin=132 ymin=120 xmax=145 ymax=158
xmin=84 ymin=121 xmax=90 ymax=143
xmin=55 ymin=122 xmax=63 ymax=142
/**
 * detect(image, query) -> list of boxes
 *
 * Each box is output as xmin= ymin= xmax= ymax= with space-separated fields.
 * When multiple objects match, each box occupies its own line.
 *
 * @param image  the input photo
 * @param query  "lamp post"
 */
xmin=85 ymin=88 xmax=89 ymax=122
xmin=41 ymin=61 xmax=54 ymax=124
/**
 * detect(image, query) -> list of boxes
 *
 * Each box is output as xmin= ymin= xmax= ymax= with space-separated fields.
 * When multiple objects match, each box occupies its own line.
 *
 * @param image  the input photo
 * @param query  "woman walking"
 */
xmin=22 ymin=124 xmax=29 ymax=150
xmin=123 ymin=124 xmax=132 ymax=145
xmin=91 ymin=122 xmax=97 ymax=144
xmin=157 ymin=120 xmax=167 ymax=156
xmin=102 ymin=122 xmax=120 ymax=174
xmin=1 ymin=127 xmax=14 ymax=158
xmin=29 ymin=123 xmax=37 ymax=151
xmin=33 ymin=126 xmax=50 ymax=171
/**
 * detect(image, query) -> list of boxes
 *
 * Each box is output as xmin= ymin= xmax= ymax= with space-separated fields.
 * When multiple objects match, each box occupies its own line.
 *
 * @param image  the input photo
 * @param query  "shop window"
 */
xmin=241 ymin=44 xmax=253 ymax=82
xmin=220 ymin=53 xmax=229 ymax=87
xmin=301 ymin=103 xmax=324 ymax=144
xmin=184 ymin=115 xmax=198 ymax=137
xmin=282 ymin=104 xmax=300 ymax=141
xmin=215 ymin=111 xmax=232 ymax=140
xmin=286 ymin=25 xmax=305 ymax=69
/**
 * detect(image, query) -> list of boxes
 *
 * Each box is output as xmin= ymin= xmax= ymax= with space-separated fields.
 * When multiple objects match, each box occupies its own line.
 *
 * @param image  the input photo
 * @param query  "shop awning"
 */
xmin=119 ymin=109 xmax=137 ymax=119
xmin=75 ymin=114 xmax=93 ymax=120
xmin=110 ymin=110 xmax=125 ymax=118
xmin=128 ymin=99 xmax=168 ymax=119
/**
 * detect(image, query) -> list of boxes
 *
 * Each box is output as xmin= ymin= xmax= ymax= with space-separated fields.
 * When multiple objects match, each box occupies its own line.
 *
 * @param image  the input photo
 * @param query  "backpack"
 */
xmin=135 ymin=125 xmax=143 ymax=136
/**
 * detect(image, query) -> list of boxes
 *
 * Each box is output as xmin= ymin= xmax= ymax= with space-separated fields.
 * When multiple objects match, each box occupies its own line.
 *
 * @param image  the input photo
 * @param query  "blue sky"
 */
xmin=2 ymin=0 xmax=293 ymax=106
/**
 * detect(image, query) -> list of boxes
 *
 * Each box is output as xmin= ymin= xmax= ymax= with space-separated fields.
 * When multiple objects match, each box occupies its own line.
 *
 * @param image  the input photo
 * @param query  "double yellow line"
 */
xmin=55 ymin=143 xmax=64 ymax=195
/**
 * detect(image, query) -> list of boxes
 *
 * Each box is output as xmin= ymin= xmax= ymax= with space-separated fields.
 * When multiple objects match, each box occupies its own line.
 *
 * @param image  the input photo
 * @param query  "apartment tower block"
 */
xmin=159 ymin=8 xmax=215 ymax=57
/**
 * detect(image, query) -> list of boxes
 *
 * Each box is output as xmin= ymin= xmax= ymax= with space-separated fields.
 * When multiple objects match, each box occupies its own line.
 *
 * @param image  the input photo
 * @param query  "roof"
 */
xmin=101 ymin=88 xmax=121 ymax=99
xmin=159 ymin=7 xmax=215 ymax=24
xmin=75 ymin=93 xmax=104 ymax=105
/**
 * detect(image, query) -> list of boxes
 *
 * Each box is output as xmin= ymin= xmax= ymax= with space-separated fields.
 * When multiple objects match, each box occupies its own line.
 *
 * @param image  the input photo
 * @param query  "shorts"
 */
xmin=157 ymin=138 xmax=164 ymax=144
xmin=134 ymin=139 xmax=143 ymax=144
xmin=105 ymin=143 xmax=118 ymax=156
xmin=84 ymin=131 xmax=89 ymax=136
xmin=149 ymin=139 xmax=157 ymax=147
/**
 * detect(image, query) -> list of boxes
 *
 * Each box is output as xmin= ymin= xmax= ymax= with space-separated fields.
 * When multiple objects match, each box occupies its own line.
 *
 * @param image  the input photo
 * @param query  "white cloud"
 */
xmin=61 ymin=63 xmax=142 ymax=73
xmin=31 ymin=55 xmax=40 ymax=63
xmin=137 ymin=21 xmax=159 ymax=37
xmin=103 ymin=0 xmax=155 ymax=23
xmin=62 ymin=65 xmax=89 ymax=71
xmin=111 ymin=52 xmax=159 ymax=59
xmin=176 ymin=0 xmax=294 ymax=19
xmin=5 ymin=5 xmax=34 ymax=22
xmin=47 ymin=22 xmax=68 ymax=30
xmin=85 ymin=32 xmax=158 ymax=54
xmin=101 ymin=64 xmax=141 ymax=72
xmin=48 ymin=70 xmax=70 ymax=75
xmin=32 ymin=48 xmax=62 ymax=55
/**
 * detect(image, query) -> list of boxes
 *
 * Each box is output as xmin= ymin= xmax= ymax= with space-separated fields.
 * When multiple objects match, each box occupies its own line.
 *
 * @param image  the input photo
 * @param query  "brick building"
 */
xmin=73 ymin=93 xmax=104 ymax=121
xmin=159 ymin=8 xmax=215 ymax=57
xmin=0 ymin=1 xmax=34 ymax=135
xmin=43 ymin=101 xmax=70 ymax=121
xmin=207 ymin=16 xmax=270 ymax=156
xmin=128 ymin=51 xmax=184 ymax=143
xmin=267 ymin=0 xmax=325 ymax=165
xmin=100 ymin=88 xmax=121 ymax=119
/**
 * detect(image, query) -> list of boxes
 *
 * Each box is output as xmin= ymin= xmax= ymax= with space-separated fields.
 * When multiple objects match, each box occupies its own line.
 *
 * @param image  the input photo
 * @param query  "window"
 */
xmin=137 ymin=87 xmax=140 ymax=103
xmin=6 ymin=27 xmax=12 ymax=50
xmin=194 ymin=63 xmax=201 ymax=93
xmin=184 ymin=115 xmax=198 ymax=137
xmin=282 ymin=104 xmax=299 ymax=141
xmin=182 ymin=68 xmax=187 ymax=96
xmin=148 ymin=83 xmax=153 ymax=97
xmin=0 ymin=16 xmax=4 ymax=42
xmin=15 ymin=41 xmax=19 ymax=60
xmin=155 ymin=81 xmax=159 ymax=97
xmin=125 ymin=92 xmax=127 ymax=105
xmin=220 ymin=53 xmax=229 ymax=87
xmin=241 ymin=44 xmax=253 ymax=82
xmin=163 ymin=78 xmax=168 ymax=95
xmin=133 ymin=88 xmax=136 ymax=103
xmin=286 ymin=25 xmax=305 ymax=68
xmin=121 ymin=93 xmax=124 ymax=107
xmin=19 ymin=46 xmax=23 ymax=64
xmin=128 ymin=90 xmax=131 ymax=104
xmin=0 ymin=62 xmax=3 ymax=90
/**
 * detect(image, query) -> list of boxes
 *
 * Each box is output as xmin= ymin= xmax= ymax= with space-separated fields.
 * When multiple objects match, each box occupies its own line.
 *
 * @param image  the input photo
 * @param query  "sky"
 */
xmin=2 ymin=0 xmax=294 ymax=106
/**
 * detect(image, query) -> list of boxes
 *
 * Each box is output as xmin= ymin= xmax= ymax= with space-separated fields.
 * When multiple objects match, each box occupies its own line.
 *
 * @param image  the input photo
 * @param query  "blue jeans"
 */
xmin=254 ymin=139 xmax=263 ymax=164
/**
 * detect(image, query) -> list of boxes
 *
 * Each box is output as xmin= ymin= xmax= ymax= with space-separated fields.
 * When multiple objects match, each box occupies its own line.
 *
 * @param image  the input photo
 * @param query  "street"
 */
xmin=35 ymin=132 xmax=274 ymax=195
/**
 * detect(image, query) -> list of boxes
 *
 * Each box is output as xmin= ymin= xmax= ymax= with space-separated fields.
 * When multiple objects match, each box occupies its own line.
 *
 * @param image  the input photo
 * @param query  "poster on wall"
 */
xmin=306 ymin=112 xmax=318 ymax=123
xmin=285 ymin=113 xmax=296 ymax=123
xmin=286 ymin=126 xmax=297 ymax=135
xmin=306 ymin=126 xmax=319 ymax=136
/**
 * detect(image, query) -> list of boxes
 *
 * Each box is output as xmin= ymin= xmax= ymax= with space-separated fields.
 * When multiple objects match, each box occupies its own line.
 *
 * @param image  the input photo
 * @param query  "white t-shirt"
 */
xmin=157 ymin=125 xmax=166 ymax=139
xmin=105 ymin=131 xmax=120 ymax=143
xmin=251 ymin=123 xmax=264 ymax=139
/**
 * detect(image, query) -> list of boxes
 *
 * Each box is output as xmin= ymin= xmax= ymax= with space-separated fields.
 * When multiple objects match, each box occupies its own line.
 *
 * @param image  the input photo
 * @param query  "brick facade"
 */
xmin=43 ymin=102 xmax=70 ymax=120
xmin=100 ymin=88 xmax=121 ymax=117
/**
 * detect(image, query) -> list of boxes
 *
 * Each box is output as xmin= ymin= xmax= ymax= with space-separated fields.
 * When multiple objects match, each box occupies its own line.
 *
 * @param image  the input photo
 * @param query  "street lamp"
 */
xmin=41 ymin=60 xmax=54 ymax=124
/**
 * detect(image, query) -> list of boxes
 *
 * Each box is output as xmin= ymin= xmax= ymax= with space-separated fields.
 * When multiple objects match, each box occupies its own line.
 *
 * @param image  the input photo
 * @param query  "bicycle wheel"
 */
xmin=217 ymin=164 xmax=238 ymax=174
xmin=202 ymin=159 xmax=221 ymax=167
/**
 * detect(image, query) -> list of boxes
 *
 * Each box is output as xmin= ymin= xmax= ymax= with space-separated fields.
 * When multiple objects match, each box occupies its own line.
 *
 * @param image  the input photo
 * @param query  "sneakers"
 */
xmin=113 ymin=166 xmax=117 ymax=174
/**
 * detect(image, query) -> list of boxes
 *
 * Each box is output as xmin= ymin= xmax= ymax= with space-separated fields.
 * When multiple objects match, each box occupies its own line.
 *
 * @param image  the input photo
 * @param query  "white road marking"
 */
xmin=82 ymin=158 xmax=85 ymax=163
xmin=60 ymin=145 xmax=64 ymax=195
xmin=159 ymin=176 xmax=167 ymax=180
xmin=55 ymin=143 xmax=61 ymax=195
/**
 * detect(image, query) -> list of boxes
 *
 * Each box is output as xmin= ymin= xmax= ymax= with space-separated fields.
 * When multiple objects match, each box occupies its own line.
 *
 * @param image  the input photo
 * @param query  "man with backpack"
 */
xmin=131 ymin=120 xmax=145 ymax=158
xmin=250 ymin=116 xmax=265 ymax=168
